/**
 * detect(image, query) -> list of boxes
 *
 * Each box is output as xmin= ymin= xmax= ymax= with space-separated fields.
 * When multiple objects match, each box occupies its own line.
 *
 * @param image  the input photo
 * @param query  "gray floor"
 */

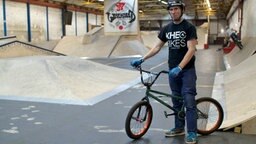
xmin=0 ymin=46 xmax=256 ymax=144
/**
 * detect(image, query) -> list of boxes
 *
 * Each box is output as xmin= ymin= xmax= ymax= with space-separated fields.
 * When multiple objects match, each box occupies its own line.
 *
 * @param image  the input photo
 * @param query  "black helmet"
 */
xmin=167 ymin=0 xmax=185 ymax=10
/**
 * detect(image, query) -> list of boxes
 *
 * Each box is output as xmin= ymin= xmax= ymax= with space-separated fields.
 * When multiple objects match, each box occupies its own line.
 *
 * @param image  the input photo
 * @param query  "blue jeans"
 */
xmin=168 ymin=67 xmax=197 ymax=133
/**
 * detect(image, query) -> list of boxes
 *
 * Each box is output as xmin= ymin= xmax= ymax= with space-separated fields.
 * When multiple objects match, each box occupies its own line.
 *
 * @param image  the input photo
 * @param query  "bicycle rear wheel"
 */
xmin=196 ymin=97 xmax=224 ymax=135
xmin=125 ymin=100 xmax=153 ymax=139
xmin=237 ymin=41 xmax=243 ymax=49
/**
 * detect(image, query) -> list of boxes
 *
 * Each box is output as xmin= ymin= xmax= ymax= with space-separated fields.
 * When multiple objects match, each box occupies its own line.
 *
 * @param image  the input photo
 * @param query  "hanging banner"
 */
xmin=104 ymin=0 xmax=138 ymax=35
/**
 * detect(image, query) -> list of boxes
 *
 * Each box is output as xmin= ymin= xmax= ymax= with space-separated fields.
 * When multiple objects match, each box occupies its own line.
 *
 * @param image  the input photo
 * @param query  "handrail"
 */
xmin=0 ymin=35 xmax=16 ymax=40
xmin=0 ymin=40 xmax=66 ymax=56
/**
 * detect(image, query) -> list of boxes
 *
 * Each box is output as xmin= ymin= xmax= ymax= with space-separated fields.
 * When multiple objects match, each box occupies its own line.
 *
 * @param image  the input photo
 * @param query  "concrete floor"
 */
xmin=0 ymin=46 xmax=256 ymax=144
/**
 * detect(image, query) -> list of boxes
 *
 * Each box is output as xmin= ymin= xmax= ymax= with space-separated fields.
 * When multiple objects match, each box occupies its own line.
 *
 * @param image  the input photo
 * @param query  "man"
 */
xmin=225 ymin=26 xmax=243 ymax=49
xmin=130 ymin=0 xmax=198 ymax=143
xmin=225 ymin=26 xmax=239 ymax=42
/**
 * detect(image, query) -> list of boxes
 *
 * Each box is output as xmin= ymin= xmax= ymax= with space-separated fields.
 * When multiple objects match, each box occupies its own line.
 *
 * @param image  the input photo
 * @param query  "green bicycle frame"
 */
xmin=143 ymin=88 xmax=185 ymax=116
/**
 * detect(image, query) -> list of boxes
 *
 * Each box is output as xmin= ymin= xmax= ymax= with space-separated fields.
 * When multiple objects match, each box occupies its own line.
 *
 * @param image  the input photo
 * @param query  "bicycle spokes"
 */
xmin=196 ymin=97 xmax=223 ymax=135
xmin=132 ymin=106 xmax=148 ymax=123
xmin=197 ymin=109 xmax=208 ymax=119
xmin=125 ymin=101 xmax=153 ymax=139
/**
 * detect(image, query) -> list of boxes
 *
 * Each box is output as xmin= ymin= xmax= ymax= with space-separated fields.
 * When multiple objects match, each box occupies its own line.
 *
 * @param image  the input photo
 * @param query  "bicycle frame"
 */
xmin=138 ymin=67 xmax=185 ymax=118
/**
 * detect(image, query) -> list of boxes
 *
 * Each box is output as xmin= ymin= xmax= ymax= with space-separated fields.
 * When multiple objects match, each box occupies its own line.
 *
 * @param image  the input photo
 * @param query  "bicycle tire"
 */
xmin=237 ymin=41 xmax=243 ymax=50
xmin=125 ymin=101 xmax=153 ymax=139
xmin=196 ymin=97 xmax=224 ymax=135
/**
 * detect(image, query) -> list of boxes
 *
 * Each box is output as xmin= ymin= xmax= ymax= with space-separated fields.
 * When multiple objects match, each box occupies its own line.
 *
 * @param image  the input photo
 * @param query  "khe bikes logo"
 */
xmin=106 ymin=1 xmax=136 ymax=30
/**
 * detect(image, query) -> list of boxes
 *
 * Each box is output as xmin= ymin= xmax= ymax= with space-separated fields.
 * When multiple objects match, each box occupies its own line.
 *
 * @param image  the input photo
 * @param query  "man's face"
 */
xmin=168 ymin=6 xmax=183 ymax=21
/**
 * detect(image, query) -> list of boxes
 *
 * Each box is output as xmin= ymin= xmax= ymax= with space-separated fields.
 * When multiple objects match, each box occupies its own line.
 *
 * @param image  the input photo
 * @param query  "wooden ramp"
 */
xmin=213 ymin=53 xmax=256 ymax=134
xmin=53 ymin=27 xmax=121 ymax=57
xmin=224 ymin=37 xmax=256 ymax=69
xmin=53 ymin=27 xmax=149 ymax=58
xmin=109 ymin=35 xmax=149 ymax=57
xmin=0 ymin=41 xmax=64 ymax=58
xmin=0 ymin=56 xmax=139 ymax=105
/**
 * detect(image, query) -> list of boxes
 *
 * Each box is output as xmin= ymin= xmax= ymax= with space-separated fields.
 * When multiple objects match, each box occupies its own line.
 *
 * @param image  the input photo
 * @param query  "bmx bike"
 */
xmin=125 ymin=67 xmax=224 ymax=139
xmin=230 ymin=33 xmax=243 ymax=50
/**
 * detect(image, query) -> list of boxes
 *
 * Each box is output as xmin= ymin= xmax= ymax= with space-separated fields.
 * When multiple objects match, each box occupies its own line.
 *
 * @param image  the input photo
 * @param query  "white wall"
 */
xmin=209 ymin=20 xmax=227 ymax=37
xmin=89 ymin=13 xmax=97 ymax=26
xmin=76 ymin=12 xmax=88 ymax=36
xmin=30 ymin=5 xmax=47 ymax=42
xmin=229 ymin=10 xmax=240 ymax=33
xmin=96 ymin=14 xmax=102 ymax=26
xmin=0 ymin=1 xmax=102 ymax=42
xmin=48 ymin=7 xmax=62 ymax=40
xmin=65 ymin=11 xmax=76 ymax=36
xmin=241 ymin=0 xmax=256 ymax=38
xmin=4 ymin=1 xmax=27 ymax=41
xmin=0 ymin=1 xmax=3 ymax=37
xmin=228 ymin=0 xmax=256 ymax=39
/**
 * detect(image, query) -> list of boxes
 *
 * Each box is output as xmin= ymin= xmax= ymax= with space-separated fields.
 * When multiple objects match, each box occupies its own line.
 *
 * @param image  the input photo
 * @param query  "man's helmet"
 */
xmin=167 ymin=0 xmax=185 ymax=10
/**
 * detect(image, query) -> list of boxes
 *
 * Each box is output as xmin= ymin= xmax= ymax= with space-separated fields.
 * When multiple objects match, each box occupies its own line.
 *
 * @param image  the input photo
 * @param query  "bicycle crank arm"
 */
xmin=164 ymin=111 xmax=175 ymax=118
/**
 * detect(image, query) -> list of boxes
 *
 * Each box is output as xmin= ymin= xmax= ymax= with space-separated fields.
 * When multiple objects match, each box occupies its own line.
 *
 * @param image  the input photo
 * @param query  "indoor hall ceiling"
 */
xmin=21 ymin=0 xmax=235 ymax=20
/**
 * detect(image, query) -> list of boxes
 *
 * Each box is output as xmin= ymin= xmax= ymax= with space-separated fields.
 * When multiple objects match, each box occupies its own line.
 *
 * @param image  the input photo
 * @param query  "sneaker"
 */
xmin=165 ymin=128 xmax=185 ymax=137
xmin=185 ymin=132 xmax=198 ymax=144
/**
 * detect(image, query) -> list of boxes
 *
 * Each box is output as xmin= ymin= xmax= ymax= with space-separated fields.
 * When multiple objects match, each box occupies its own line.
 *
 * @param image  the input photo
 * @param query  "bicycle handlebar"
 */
xmin=136 ymin=66 xmax=169 ymax=87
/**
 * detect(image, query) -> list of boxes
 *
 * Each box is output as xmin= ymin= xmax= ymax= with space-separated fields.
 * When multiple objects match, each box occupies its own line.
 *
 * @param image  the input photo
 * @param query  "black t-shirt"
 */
xmin=158 ymin=19 xmax=197 ymax=69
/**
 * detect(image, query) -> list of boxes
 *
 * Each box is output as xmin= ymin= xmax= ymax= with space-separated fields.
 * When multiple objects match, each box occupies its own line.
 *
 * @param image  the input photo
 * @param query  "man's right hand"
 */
xmin=130 ymin=58 xmax=144 ymax=68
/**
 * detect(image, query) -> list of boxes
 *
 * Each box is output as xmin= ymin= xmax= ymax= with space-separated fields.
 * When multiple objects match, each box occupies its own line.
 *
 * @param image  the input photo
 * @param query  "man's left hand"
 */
xmin=170 ymin=66 xmax=182 ymax=77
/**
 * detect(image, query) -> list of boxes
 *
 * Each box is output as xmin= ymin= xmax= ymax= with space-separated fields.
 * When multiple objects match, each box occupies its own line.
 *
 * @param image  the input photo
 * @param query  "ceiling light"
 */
xmin=206 ymin=0 xmax=211 ymax=9
xmin=161 ymin=1 xmax=167 ymax=5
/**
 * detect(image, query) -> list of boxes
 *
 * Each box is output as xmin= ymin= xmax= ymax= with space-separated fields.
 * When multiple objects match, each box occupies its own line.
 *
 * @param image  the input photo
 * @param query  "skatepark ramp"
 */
xmin=53 ymin=27 xmax=121 ymax=57
xmin=213 ymin=52 xmax=256 ymax=134
xmin=140 ymin=31 xmax=159 ymax=49
xmin=108 ymin=35 xmax=149 ymax=58
xmin=0 ymin=35 xmax=17 ymax=45
xmin=0 ymin=56 xmax=139 ymax=105
xmin=82 ymin=27 xmax=102 ymax=44
xmin=0 ymin=40 xmax=65 ymax=58
xmin=54 ymin=27 xmax=149 ymax=58
xmin=223 ymin=37 xmax=256 ymax=69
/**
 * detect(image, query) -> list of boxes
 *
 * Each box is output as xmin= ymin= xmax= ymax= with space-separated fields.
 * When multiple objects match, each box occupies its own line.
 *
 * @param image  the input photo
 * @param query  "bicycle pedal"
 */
xmin=164 ymin=111 xmax=171 ymax=118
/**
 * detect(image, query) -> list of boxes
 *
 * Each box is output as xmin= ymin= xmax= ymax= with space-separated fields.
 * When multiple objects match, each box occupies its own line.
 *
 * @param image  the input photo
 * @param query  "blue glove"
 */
xmin=130 ymin=58 xmax=144 ymax=68
xmin=169 ymin=66 xmax=182 ymax=78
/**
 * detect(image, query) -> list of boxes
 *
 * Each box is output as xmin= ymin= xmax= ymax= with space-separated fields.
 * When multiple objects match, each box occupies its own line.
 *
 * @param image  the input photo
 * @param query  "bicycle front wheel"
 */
xmin=125 ymin=100 xmax=153 ymax=139
xmin=196 ymin=97 xmax=224 ymax=135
